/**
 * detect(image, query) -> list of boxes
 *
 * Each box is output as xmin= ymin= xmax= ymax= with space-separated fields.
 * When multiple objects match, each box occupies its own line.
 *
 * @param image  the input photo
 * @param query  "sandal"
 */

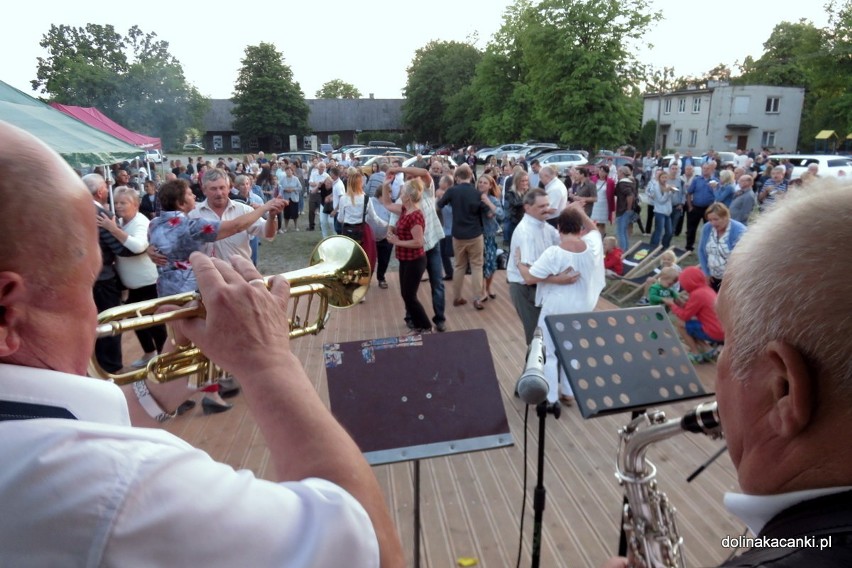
xmin=378 ymin=280 xmax=388 ymax=289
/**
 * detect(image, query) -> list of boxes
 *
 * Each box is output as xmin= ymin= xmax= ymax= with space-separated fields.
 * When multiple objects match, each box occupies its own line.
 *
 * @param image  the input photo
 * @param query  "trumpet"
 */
xmin=90 ymin=236 xmax=371 ymax=386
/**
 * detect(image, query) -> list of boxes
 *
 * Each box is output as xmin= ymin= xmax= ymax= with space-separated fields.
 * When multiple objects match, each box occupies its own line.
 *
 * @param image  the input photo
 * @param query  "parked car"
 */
xmin=333 ymin=144 xmax=366 ymax=161
xmin=769 ymin=154 xmax=852 ymax=179
xmin=402 ymin=155 xmax=457 ymax=169
xmin=521 ymin=144 xmax=561 ymax=161
xmin=319 ymin=143 xmax=334 ymax=154
xmin=145 ymin=149 xmax=164 ymax=163
xmin=479 ymin=144 xmax=529 ymax=164
xmin=183 ymin=143 xmax=205 ymax=152
xmin=589 ymin=155 xmax=635 ymax=171
xmin=474 ymin=146 xmax=496 ymax=163
xmin=277 ymin=150 xmax=326 ymax=164
xmin=537 ymin=151 xmax=588 ymax=175
xmin=352 ymin=147 xmax=408 ymax=159
xmin=704 ymin=151 xmax=736 ymax=167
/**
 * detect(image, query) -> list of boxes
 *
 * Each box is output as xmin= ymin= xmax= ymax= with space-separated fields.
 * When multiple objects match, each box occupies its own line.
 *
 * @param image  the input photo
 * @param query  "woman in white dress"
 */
xmin=517 ymin=201 xmax=605 ymax=404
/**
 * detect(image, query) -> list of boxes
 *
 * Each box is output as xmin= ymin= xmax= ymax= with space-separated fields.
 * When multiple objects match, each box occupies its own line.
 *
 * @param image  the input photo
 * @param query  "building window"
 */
xmin=678 ymin=98 xmax=686 ymax=113
xmin=692 ymin=97 xmax=701 ymax=113
xmin=674 ymin=129 xmax=682 ymax=146
xmin=765 ymin=97 xmax=780 ymax=113
xmin=761 ymin=131 xmax=776 ymax=148
xmin=688 ymin=129 xmax=698 ymax=147
xmin=664 ymin=98 xmax=672 ymax=114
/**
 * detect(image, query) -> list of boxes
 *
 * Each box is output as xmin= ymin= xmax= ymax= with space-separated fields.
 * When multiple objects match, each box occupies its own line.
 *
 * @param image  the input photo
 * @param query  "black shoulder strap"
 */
xmin=0 ymin=400 xmax=77 ymax=421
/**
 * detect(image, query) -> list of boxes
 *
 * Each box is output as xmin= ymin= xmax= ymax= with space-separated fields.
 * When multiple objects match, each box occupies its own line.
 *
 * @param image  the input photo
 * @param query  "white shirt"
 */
xmin=309 ymin=170 xmax=329 ymax=193
xmin=115 ymin=212 xmax=159 ymax=289
xmin=544 ymin=177 xmax=568 ymax=220
xmin=192 ymin=199 xmax=268 ymax=260
xmin=331 ymin=178 xmax=346 ymax=213
xmin=0 ymin=363 xmax=379 ymax=568
xmin=724 ymin=487 xmax=852 ymax=536
xmin=506 ymin=214 xmax=560 ymax=284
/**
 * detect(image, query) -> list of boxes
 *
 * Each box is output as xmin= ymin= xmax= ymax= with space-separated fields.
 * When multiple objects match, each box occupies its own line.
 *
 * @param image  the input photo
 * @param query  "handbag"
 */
xmin=341 ymin=196 xmax=368 ymax=242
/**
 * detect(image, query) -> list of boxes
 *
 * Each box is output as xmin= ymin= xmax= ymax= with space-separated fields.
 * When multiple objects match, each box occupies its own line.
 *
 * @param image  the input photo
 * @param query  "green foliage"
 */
xmin=31 ymin=24 xmax=206 ymax=149
xmin=734 ymin=6 xmax=852 ymax=148
xmin=402 ymin=40 xmax=482 ymax=143
xmin=231 ymin=43 xmax=309 ymax=152
xmin=315 ymin=79 xmax=362 ymax=99
xmin=463 ymin=0 xmax=659 ymax=152
xmin=637 ymin=120 xmax=657 ymax=152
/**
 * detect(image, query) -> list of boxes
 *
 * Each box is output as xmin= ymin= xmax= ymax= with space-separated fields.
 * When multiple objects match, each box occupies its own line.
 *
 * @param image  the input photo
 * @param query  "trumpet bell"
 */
xmin=89 ymin=235 xmax=371 ymax=385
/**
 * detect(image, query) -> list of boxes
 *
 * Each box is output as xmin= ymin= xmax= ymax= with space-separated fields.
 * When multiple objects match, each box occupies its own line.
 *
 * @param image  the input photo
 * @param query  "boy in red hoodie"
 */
xmin=662 ymin=266 xmax=724 ymax=363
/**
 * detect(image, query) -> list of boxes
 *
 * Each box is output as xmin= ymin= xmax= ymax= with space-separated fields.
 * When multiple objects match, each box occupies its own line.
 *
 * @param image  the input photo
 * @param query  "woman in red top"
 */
xmin=384 ymin=178 xmax=432 ymax=333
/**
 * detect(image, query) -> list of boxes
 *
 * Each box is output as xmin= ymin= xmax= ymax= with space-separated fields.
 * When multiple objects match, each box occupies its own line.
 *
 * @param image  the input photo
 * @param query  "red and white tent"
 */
xmin=49 ymin=103 xmax=161 ymax=150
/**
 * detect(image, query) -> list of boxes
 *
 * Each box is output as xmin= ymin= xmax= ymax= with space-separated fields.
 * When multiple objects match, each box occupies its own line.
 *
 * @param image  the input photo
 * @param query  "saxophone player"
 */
xmin=604 ymin=179 xmax=852 ymax=567
xmin=0 ymin=121 xmax=404 ymax=567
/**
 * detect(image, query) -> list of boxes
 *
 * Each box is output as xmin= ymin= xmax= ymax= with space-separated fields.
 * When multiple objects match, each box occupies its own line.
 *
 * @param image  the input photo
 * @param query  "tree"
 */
xmin=402 ymin=40 xmax=482 ymax=143
xmin=231 ymin=43 xmax=309 ymax=152
xmin=315 ymin=79 xmax=361 ymax=99
xmin=469 ymin=0 xmax=659 ymax=151
xmin=32 ymin=24 xmax=207 ymax=150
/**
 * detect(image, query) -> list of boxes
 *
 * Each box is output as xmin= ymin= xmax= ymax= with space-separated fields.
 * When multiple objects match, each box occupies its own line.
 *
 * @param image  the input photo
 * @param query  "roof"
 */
xmin=0 ymin=80 xmax=144 ymax=169
xmin=815 ymin=130 xmax=837 ymax=140
xmin=49 ymin=104 xmax=161 ymax=149
xmin=204 ymin=98 xmax=405 ymax=133
xmin=204 ymin=99 xmax=237 ymax=132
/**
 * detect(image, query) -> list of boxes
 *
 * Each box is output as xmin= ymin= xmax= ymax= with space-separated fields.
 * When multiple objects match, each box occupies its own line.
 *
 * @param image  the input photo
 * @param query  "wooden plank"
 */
xmin=115 ymin=270 xmax=742 ymax=568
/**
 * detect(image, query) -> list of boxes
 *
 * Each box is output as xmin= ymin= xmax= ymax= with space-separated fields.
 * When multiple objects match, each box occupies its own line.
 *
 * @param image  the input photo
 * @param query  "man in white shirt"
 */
xmin=528 ymin=159 xmax=542 ymax=189
xmin=602 ymin=179 xmax=852 ymax=568
xmin=539 ymin=165 xmax=567 ymax=227
xmin=307 ymin=159 xmax=329 ymax=231
xmin=507 ymin=189 xmax=579 ymax=346
xmin=193 ymin=169 xmax=280 ymax=261
xmin=329 ymin=166 xmax=346 ymax=234
xmin=0 ymin=121 xmax=404 ymax=567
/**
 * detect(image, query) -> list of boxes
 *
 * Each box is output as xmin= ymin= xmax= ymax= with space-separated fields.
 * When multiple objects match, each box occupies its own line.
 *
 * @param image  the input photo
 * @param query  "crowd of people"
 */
xmin=1 ymin=120 xmax=848 ymax=566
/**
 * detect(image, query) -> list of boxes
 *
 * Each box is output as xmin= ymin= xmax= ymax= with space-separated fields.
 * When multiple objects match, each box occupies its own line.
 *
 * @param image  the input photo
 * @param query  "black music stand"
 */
xmin=324 ymin=329 xmax=513 ymax=568
xmin=544 ymin=306 xmax=711 ymax=419
xmin=544 ymin=306 xmax=714 ymax=556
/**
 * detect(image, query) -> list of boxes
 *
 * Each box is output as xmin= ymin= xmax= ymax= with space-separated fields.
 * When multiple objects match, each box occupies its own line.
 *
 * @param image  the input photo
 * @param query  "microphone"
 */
xmin=515 ymin=327 xmax=549 ymax=405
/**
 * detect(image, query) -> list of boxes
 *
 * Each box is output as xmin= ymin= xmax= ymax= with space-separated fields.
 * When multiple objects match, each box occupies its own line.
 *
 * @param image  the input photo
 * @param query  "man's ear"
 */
xmin=766 ymin=340 xmax=814 ymax=438
xmin=0 ymin=272 xmax=26 ymax=358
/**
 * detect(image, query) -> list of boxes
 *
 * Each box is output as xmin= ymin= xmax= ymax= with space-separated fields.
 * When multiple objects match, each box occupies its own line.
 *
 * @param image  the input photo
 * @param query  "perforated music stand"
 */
xmin=324 ymin=329 xmax=513 ymax=568
xmin=546 ymin=306 xmax=715 ymax=560
xmin=544 ymin=306 xmax=712 ymax=419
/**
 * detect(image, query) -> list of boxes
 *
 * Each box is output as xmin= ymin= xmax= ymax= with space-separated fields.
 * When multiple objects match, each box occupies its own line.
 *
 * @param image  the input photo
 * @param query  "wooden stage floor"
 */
xmin=134 ymin=272 xmax=743 ymax=567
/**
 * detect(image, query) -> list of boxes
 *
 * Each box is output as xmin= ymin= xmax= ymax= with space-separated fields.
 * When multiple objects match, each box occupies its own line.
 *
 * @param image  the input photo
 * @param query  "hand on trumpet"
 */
xmin=170 ymin=252 xmax=292 ymax=378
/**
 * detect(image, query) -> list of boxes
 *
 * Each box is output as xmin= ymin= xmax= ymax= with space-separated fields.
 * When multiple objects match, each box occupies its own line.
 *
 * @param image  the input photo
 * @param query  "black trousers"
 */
xmin=398 ymin=256 xmax=431 ymax=330
xmin=375 ymin=238 xmax=393 ymax=282
xmin=685 ymin=205 xmax=709 ymax=250
xmin=93 ymin=277 xmax=123 ymax=373
xmin=307 ymin=192 xmax=321 ymax=229
xmin=643 ymin=204 xmax=655 ymax=234
xmin=126 ymin=284 xmax=167 ymax=354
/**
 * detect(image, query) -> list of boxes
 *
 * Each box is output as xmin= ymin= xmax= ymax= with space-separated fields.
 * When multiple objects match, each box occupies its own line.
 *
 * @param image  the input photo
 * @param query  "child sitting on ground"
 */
xmin=603 ymin=236 xmax=623 ymax=278
xmin=662 ymin=266 xmax=724 ymax=363
xmin=636 ymin=250 xmax=681 ymax=305
xmin=648 ymin=266 xmax=682 ymax=310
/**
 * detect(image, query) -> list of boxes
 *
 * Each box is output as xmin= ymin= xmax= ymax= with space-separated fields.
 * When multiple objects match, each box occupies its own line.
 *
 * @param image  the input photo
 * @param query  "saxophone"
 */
xmin=616 ymin=401 xmax=723 ymax=568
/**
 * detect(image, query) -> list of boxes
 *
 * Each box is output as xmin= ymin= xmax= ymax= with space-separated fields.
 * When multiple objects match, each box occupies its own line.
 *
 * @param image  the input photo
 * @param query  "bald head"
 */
xmin=0 ymin=121 xmax=101 ymax=373
xmin=0 ymin=122 xmax=95 ymax=281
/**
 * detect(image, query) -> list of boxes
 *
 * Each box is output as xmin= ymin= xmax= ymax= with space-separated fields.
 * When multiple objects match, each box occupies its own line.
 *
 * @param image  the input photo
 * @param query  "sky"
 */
xmin=1 ymin=0 xmax=831 ymax=102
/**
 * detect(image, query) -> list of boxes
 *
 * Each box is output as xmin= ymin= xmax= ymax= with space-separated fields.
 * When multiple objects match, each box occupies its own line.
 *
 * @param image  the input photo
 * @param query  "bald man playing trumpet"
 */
xmin=0 ymin=121 xmax=403 ymax=567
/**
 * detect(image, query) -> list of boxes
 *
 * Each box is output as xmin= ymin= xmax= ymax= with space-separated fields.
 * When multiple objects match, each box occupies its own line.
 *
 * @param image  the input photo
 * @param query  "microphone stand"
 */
xmin=531 ymin=400 xmax=561 ymax=568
